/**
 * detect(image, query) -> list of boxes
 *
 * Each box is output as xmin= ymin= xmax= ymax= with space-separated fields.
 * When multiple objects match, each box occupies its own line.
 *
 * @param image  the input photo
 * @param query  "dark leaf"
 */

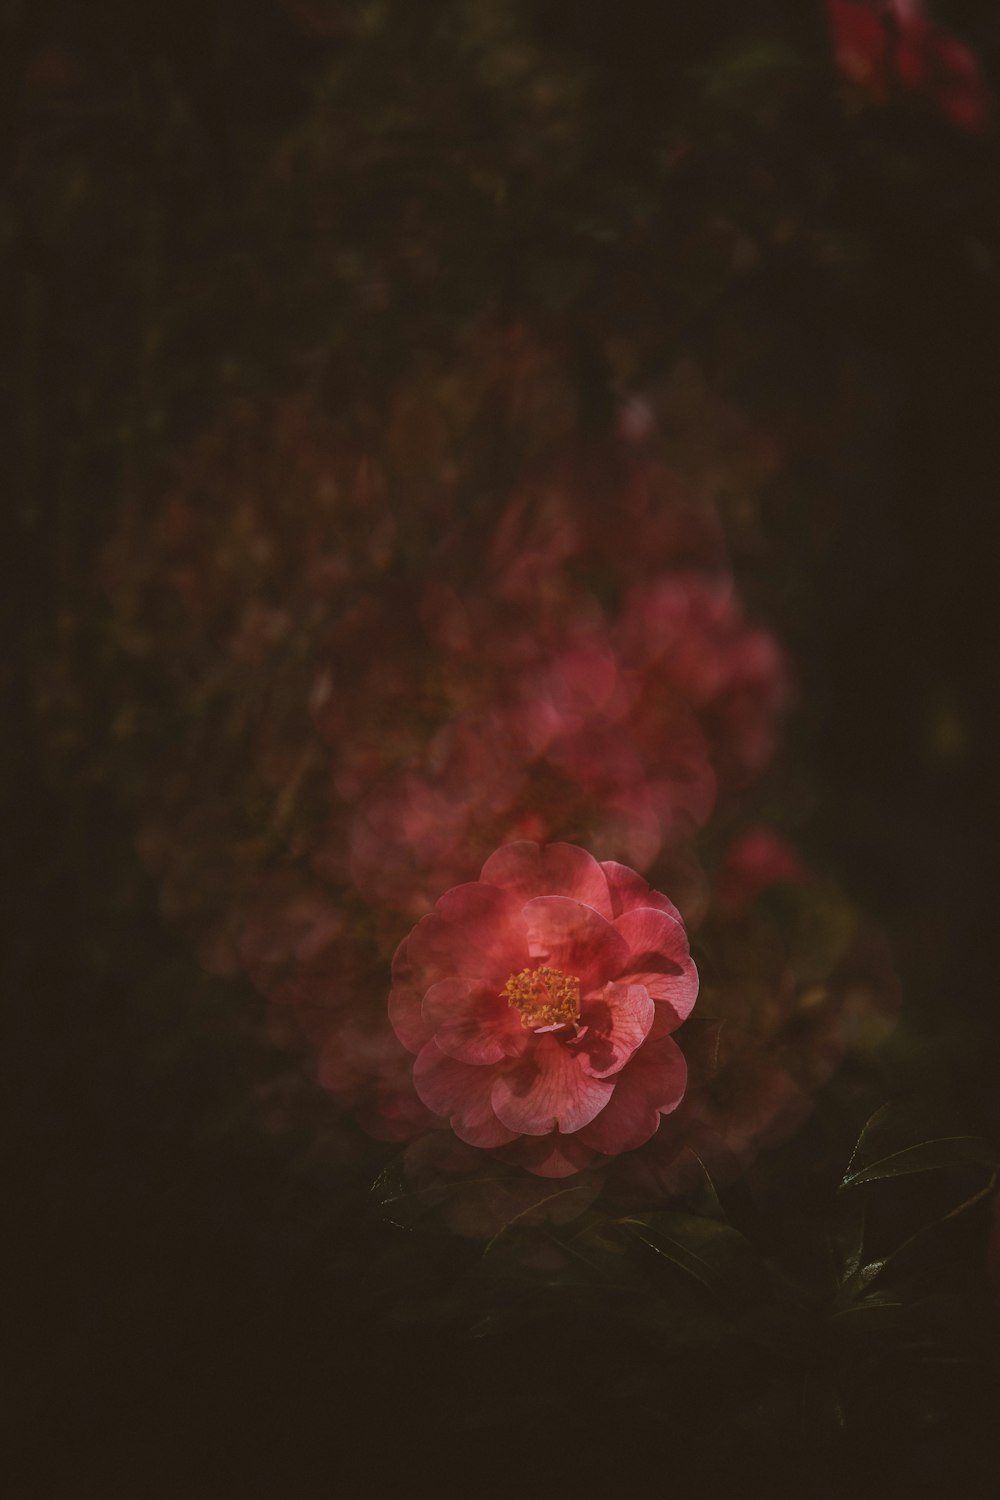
xmin=840 ymin=1103 xmax=995 ymax=1188
xmin=831 ymin=1200 xmax=867 ymax=1285
xmin=621 ymin=1209 xmax=765 ymax=1306
xmin=683 ymin=1148 xmax=729 ymax=1223
xmin=371 ymin=1157 xmax=526 ymax=1233
xmin=834 ymin=1170 xmax=996 ymax=1306
xmin=830 ymin=1295 xmax=908 ymax=1333
xmin=834 ymin=1257 xmax=891 ymax=1308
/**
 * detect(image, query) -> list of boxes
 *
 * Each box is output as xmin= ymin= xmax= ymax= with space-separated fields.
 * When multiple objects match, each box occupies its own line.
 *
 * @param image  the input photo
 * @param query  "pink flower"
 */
xmin=347 ymin=697 xmax=713 ymax=919
xmin=488 ymin=453 xmax=725 ymax=598
xmin=826 ymin=0 xmax=989 ymax=131
xmin=340 ymin=564 xmax=718 ymax=918
xmin=714 ymin=826 xmax=807 ymax=916
xmin=389 ymin=841 xmax=696 ymax=1177
xmin=827 ymin=0 xmax=895 ymax=99
xmin=616 ymin=574 xmax=790 ymax=789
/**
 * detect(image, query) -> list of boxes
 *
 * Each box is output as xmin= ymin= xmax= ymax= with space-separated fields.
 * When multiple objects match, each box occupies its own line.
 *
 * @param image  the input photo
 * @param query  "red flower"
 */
xmin=616 ymin=574 xmax=790 ymax=789
xmin=347 ymin=694 xmax=714 ymax=919
xmin=389 ymin=841 xmax=696 ymax=1176
xmin=488 ymin=453 xmax=725 ymax=597
xmin=714 ymin=825 xmax=807 ymax=916
xmin=827 ymin=0 xmax=989 ymax=132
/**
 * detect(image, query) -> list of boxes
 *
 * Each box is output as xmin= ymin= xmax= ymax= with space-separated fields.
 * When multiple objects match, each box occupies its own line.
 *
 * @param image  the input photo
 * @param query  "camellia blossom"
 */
xmin=487 ymin=452 xmax=726 ymax=599
xmin=826 ymin=0 xmax=989 ymax=132
xmin=616 ymin=573 xmax=790 ymax=789
xmin=346 ymin=692 xmax=715 ymax=918
xmin=389 ymin=841 xmax=697 ymax=1177
xmin=713 ymin=825 xmax=807 ymax=916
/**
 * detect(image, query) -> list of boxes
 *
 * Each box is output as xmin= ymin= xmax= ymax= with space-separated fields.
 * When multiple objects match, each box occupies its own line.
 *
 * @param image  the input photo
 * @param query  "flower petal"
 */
xmin=576 ymin=982 xmax=654 ymax=1078
xmin=613 ymin=906 xmax=699 ymax=1027
xmin=491 ymin=1035 xmax=614 ymax=1135
xmin=503 ymin=1134 xmax=598 ymax=1179
xmin=480 ymin=840 xmax=613 ymax=918
xmin=521 ymin=896 xmax=629 ymax=993
xmin=422 ymin=977 xmax=526 ymax=1064
xmin=601 ymin=860 xmax=684 ymax=922
xmin=388 ymin=974 xmax=432 ymax=1054
xmin=405 ymin=881 xmax=529 ymax=991
xmin=412 ymin=1040 xmax=518 ymax=1148
xmin=577 ymin=1035 xmax=688 ymax=1154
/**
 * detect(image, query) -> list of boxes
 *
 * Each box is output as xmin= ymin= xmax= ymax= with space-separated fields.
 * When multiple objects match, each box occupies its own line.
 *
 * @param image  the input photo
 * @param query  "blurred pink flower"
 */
xmin=343 ymin=716 xmax=523 ymax=915
xmin=827 ymin=0 xmax=989 ymax=131
xmin=341 ymin=570 xmax=718 ymax=916
xmin=389 ymin=841 xmax=696 ymax=1177
xmin=616 ymin=901 xmax=901 ymax=1202
xmin=488 ymin=452 xmax=725 ymax=599
xmin=714 ymin=826 xmax=807 ymax=916
xmin=346 ymin=692 xmax=714 ymax=919
xmin=616 ymin=574 xmax=790 ymax=789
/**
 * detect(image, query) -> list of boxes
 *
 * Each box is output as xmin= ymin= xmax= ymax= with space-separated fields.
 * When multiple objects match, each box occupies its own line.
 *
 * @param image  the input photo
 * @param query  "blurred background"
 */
xmin=7 ymin=1 xmax=1000 ymax=1493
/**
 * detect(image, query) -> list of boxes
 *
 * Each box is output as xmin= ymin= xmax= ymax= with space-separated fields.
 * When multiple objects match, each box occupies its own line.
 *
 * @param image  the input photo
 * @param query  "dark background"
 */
xmin=7 ymin=2 xmax=1000 ymax=1493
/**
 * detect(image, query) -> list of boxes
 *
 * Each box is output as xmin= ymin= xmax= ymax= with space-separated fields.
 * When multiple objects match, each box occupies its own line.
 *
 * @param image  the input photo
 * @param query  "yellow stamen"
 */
xmin=502 ymin=966 xmax=581 ymax=1031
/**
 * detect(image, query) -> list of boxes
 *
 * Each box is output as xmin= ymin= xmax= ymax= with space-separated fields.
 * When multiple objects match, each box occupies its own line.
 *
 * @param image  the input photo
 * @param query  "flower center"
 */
xmin=502 ymin=965 xmax=581 ymax=1032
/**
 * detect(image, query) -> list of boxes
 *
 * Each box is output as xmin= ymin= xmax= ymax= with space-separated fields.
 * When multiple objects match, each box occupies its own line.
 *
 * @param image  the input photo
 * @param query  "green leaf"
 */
xmin=831 ymin=1295 xmax=908 ymax=1330
xmin=621 ymin=1210 xmax=764 ymax=1306
xmin=371 ymin=1157 xmax=524 ymax=1232
xmin=831 ymin=1201 xmax=867 ymax=1285
xmin=840 ymin=1103 xmax=995 ymax=1188
xmin=683 ymin=1148 xmax=729 ymax=1223
xmin=842 ymin=1134 xmax=994 ymax=1187
xmin=834 ymin=1257 xmax=892 ymax=1308
xmin=480 ymin=1181 xmax=603 ymax=1263
xmin=855 ymin=1172 xmax=998 ymax=1285
xmin=371 ymin=1158 xmax=431 ymax=1229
